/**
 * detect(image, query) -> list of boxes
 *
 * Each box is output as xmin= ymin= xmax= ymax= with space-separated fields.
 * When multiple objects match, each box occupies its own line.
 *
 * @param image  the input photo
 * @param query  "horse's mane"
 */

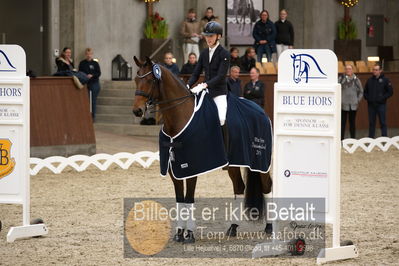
xmin=158 ymin=64 xmax=191 ymax=94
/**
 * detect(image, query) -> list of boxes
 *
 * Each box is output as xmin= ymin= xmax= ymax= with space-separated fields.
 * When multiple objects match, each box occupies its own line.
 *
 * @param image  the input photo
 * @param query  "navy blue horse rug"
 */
xmin=159 ymin=91 xmax=272 ymax=179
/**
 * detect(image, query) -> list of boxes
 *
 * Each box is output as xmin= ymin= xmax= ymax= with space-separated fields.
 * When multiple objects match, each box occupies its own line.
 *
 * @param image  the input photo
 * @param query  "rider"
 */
xmin=188 ymin=21 xmax=230 ymax=149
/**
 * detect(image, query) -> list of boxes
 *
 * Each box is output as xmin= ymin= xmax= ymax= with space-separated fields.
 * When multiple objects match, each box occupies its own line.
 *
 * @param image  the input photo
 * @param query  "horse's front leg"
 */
xmin=169 ymin=173 xmax=185 ymax=242
xmin=226 ymin=167 xmax=245 ymax=237
xmin=183 ymin=177 xmax=197 ymax=243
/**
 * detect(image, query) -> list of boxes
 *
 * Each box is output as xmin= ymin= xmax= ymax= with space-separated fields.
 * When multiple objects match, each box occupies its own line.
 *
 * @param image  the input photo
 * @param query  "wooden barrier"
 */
xmin=181 ymin=72 xmax=399 ymax=130
xmin=30 ymin=77 xmax=96 ymax=157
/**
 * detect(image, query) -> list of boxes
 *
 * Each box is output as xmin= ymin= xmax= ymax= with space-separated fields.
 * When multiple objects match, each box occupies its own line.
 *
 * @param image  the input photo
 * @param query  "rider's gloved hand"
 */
xmin=190 ymin=83 xmax=207 ymax=94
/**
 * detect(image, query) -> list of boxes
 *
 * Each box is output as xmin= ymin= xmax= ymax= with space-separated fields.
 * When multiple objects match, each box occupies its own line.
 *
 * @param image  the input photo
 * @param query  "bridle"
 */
xmin=135 ymin=65 xmax=194 ymax=113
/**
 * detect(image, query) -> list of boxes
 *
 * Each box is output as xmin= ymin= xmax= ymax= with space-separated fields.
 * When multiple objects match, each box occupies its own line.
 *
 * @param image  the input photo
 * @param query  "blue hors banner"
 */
xmin=274 ymin=49 xmax=340 ymax=225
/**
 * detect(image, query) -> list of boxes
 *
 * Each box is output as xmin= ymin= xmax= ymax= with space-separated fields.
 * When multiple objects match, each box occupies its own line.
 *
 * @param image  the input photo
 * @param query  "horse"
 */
xmin=132 ymin=56 xmax=272 ymax=243
xmin=291 ymin=53 xmax=328 ymax=84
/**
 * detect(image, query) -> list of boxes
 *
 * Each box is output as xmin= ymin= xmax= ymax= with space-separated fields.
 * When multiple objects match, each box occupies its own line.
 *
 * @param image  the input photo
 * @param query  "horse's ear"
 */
xmin=145 ymin=56 xmax=153 ymax=66
xmin=133 ymin=56 xmax=142 ymax=67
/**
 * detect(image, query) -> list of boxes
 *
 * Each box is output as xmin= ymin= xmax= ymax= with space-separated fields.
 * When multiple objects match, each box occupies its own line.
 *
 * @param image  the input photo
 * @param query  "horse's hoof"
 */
xmin=227 ymin=224 xmax=239 ymax=237
xmin=265 ymin=223 xmax=273 ymax=234
xmin=173 ymin=228 xmax=185 ymax=242
xmin=183 ymin=230 xmax=195 ymax=244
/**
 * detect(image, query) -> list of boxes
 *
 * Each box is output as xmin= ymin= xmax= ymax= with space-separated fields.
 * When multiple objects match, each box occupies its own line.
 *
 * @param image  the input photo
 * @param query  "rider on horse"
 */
xmin=188 ymin=21 xmax=230 ymax=150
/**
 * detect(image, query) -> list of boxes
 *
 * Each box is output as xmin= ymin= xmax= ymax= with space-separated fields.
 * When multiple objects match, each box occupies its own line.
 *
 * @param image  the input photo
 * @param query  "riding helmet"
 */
xmin=203 ymin=21 xmax=223 ymax=37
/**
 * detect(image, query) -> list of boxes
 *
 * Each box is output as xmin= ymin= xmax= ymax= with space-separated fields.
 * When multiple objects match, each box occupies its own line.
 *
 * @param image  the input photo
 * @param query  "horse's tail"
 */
xmin=244 ymin=169 xmax=265 ymax=222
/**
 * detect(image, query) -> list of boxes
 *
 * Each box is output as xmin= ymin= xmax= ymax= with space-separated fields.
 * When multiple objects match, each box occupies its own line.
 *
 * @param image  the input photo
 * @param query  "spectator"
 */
xmin=275 ymin=9 xmax=294 ymax=60
xmin=243 ymin=67 xmax=264 ymax=107
xmin=199 ymin=7 xmax=220 ymax=50
xmin=181 ymin=8 xmax=201 ymax=64
xmin=180 ymin=52 xmax=198 ymax=75
xmin=162 ymin=52 xmax=180 ymax=76
xmin=339 ymin=64 xmax=363 ymax=139
xmin=54 ymin=47 xmax=89 ymax=89
xmin=79 ymin=48 xmax=102 ymax=121
xmin=252 ymin=10 xmax=276 ymax=62
xmin=240 ymin=47 xmax=256 ymax=73
xmin=364 ymin=64 xmax=393 ymax=138
xmin=227 ymin=66 xmax=242 ymax=97
xmin=230 ymin=47 xmax=241 ymax=68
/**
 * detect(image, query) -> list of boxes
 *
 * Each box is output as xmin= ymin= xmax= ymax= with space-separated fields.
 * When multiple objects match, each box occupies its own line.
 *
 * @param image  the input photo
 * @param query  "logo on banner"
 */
xmin=0 ymin=50 xmax=17 ymax=72
xmin=291 ymin=54 xmax=327 ymax=84
xmin=0 ymin=139 xmax=16 ymax=179
xmin=284 ymin=169 xmax=291 ymax=177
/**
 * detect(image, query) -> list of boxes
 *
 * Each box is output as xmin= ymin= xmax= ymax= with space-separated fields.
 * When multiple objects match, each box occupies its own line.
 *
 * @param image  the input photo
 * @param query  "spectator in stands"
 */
xmin=252 ymin=10 xmax=276 ymax=62
xmin=339 ymin=64 xmax=363 ymax=139
xmin=275 ymin=9 xmax=294 ymax=60
xmin=227 ymin=66 xmax=242 ymax=97
xmin=54 ymin=47 xmax=89 ymax=89
xmin=181 ymin=8 xmax=201 ymax=64
xmin=162 ymin=52 xmax=180 ymax=76
xmin=181 ymin=52 xmax=198 ymax=75
xmin=79 ymin=48 xmax=102 ymax=121
xmin=230 ymin=47 xmax=241 ymax=68
xmin=240 ymin=47 xmax=256 ymax=73
xmin=243 ymin=67 xmax=264 ymax=108
xmin=364 ymin=63 xmax=393 ymax=138
xmin=200 ymin=7 xmax=220 ymax=50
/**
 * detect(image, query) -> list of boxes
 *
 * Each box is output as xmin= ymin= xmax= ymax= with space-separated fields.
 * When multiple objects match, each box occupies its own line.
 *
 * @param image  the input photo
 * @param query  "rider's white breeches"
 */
xmin=213 ymin=95 xmax=227 ymax=126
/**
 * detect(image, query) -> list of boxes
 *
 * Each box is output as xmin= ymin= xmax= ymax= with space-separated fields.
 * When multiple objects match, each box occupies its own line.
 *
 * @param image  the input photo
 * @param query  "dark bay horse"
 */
xmin=132 ymin=56 xmax=272 ymax=243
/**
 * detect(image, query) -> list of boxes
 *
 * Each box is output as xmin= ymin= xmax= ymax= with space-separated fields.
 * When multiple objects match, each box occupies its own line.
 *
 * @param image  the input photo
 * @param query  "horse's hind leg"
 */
xmin=228 ymin=167 xmax=245 ymax=194
xmin=260 ymin=172 xmax=273 ymax=234
xmin=260 ymin=172 xmax=272 ymax=194
xmin=226 ymin=167 xmax=245 ymax=237
xmin=169 ymin=173 xmax=185 ymax=242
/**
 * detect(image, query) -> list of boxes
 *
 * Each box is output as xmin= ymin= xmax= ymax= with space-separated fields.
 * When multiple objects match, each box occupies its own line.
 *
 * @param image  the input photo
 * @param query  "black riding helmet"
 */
xmin=202 ymin=21 xmax=223 ymax=37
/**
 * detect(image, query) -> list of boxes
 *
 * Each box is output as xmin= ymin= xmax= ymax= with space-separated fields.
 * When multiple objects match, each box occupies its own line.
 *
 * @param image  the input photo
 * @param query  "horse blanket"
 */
xmin=159 ymin=91 xmax=272 ymax=179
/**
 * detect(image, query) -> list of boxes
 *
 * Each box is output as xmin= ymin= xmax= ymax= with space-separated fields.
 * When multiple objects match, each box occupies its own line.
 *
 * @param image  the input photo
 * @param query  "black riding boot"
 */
xmin=222 ymin=123 xmax=229 ymax=170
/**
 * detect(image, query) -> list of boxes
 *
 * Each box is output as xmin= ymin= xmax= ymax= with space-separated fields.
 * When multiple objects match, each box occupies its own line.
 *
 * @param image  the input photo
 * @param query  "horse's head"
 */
xmin=132 ymin=56 xmax=160 ymax=117
xmin=291 ymin=54 xmax=302 ymax=83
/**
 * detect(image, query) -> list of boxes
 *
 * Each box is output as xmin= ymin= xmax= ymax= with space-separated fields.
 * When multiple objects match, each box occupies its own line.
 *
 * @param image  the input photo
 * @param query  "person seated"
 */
xmin=226 ymin=66 xmax=242 ymax=97
xmin=79 ymin=48 xmax=101 ymax=121
xmin=54 ymin=47 xmax=89 ymax=89
xmin=240 ymin=47 xmax=256 ymax=73
xmin=230 ymin=47 xmax=241 ymax=68
xmin=243 ymin=67 xmax=264 ymax=108
xmin=180 ymin=52 xmax=198 ymax=75
xmin=162 ymin=52 xmax=180 ymax=77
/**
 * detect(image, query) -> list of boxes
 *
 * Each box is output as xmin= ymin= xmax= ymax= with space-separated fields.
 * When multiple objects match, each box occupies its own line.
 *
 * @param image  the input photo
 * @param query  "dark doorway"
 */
xmin=0 ymin=0 xmax=45 ymax=75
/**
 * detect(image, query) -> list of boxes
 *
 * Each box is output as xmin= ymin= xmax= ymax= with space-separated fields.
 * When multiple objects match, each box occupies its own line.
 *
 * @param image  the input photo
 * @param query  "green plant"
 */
xmin=337 ymin=19 xmax=357 ymax=40
xmin=144 ymin=12 xmax=168 ymax=39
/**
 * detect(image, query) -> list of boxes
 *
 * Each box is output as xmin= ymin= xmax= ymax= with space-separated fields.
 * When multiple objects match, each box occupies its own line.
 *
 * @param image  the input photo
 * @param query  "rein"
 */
xmin=135 ymin=68 xmax=194 ymax=113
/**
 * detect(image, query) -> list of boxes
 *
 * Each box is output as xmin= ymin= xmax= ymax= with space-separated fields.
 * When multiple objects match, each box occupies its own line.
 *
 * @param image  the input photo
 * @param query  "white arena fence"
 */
xmin=29 ymin=136 xmax=399 ymax=176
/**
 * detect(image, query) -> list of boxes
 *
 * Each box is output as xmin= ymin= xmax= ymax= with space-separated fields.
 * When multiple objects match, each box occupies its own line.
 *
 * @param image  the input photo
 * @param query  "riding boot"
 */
xmin=221 ymin=123 xmax=229 ymax=170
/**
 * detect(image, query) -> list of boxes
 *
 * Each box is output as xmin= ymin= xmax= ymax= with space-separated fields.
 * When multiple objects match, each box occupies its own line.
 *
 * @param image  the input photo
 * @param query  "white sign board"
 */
xmin=0 ymin=45 xmax=47 ymax=242
xmin=272 ymin=49 xmax=358 ymax=263
xmin=274 ymin=50 xmax=340 ymax=223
